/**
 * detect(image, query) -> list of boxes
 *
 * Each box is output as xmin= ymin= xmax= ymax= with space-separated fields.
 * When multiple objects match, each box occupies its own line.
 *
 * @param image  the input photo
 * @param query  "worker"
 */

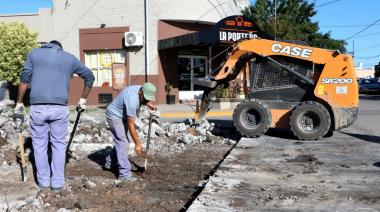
xmin=104 ymin=83 xmax=156 ymax=181
xmin=14 ymin=40 xmax=95 ymax=192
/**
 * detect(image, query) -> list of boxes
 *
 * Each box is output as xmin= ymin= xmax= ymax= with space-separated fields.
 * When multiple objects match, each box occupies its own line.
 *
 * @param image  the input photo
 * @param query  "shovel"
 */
xmin=66 ymin=107 xmax=83 ymax=163
xmin=13 ymin=114 xmax=27 ymax=182
xmin=143 ymin=112 xmax=153 ymax=171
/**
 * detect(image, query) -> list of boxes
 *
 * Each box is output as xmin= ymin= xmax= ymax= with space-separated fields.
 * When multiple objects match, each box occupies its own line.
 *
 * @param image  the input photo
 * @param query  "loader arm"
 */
xmin=194 ymin=45 xmax=256 ymax=123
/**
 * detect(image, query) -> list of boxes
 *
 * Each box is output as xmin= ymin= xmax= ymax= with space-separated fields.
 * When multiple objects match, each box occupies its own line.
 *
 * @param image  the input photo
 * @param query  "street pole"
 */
xmin=274 ymin=0 xmax=277 ymax=41
xmin=144 ymin=0 xmax=149 ymax=82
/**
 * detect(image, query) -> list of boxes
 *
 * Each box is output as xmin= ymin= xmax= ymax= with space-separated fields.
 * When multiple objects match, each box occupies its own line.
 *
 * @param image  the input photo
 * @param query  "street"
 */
xmin=189 ymin=94 xmax=380 ymax=211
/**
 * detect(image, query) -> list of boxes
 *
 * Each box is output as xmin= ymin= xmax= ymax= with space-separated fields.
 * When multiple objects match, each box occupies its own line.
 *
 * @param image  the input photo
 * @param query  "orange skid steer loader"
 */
xmin=194 ymin=38 xmax=358 ymax=140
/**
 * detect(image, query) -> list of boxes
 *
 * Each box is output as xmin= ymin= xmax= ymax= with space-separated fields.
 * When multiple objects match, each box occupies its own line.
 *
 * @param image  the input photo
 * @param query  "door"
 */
xmin=178 ymin=55 xmax=207 ymax=91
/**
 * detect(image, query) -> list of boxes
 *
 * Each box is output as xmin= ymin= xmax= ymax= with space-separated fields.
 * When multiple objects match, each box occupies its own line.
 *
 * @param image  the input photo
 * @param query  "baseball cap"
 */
xmin=142 ymin=83 xmax=156 ymax=101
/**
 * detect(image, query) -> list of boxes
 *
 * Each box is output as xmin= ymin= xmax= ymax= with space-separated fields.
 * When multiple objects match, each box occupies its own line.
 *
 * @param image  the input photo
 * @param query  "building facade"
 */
xmin=0 ymin=0 xmax=250 ymax=104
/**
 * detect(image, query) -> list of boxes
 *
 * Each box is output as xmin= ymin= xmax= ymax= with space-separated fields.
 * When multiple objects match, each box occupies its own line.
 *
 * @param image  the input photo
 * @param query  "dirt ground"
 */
xmin=18 ymin=142 xmax=232 ymax=211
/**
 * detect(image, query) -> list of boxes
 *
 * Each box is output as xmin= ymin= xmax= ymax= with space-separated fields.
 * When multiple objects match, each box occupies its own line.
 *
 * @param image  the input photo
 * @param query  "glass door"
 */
xmin=178 ymin=55 xmax=207 ymax=91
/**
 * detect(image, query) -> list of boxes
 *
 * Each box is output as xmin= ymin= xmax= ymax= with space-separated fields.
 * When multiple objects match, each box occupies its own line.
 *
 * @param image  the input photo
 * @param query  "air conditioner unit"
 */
xmin=124 ymin=32 xmax=144 ymax=47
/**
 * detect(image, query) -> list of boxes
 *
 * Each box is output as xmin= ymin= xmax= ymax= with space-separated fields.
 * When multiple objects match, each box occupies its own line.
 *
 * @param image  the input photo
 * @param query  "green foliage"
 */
xmin=215 ymin=85 xmax=229 ymax=98
xmin=0 ymin=22 xmax=38 ymax=85
xmin=165 ymin=82 xmax=173 ymax=95
xmin=243 ymin=0 xmax=346 ymax=52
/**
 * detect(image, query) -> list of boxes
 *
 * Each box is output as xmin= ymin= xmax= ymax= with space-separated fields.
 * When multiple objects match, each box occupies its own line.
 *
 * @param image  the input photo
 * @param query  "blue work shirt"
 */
xmin=106 ymin=85 xmax=142 ymax=119
xmin=20 ymin=43 xmax=95 ymax=105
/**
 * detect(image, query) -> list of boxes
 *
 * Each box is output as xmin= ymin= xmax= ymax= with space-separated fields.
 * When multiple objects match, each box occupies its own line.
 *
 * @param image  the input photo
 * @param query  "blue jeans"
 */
xmin=29 ymin=105 xmax=68 ymax=188
xmin=105 ymin=118 xmax=132 ymax=179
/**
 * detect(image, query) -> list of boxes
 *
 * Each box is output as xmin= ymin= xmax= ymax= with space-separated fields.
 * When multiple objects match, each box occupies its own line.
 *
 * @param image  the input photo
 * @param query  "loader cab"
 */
xmin=247 ymin=55 xmax=322 ymax=102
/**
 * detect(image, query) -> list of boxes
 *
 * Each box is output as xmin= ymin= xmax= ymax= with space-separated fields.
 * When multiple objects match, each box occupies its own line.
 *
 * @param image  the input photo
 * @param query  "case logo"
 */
xmin=271 ymin=43 xmax=313 ymax=58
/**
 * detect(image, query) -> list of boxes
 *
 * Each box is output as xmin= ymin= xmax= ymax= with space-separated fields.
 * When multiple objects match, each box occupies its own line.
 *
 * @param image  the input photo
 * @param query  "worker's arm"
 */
xmin=80 ymin=86 xmax=92 ymax=99
xmin=127 ymin=116 xmax=142 ymax=155
xmin=17 ymin=82 xmax=28 ymax=104
xmin=72 ymin=58 xmax=95 ymax=89
xmin=14 ymin=52 xmax=33 ymax=116
xmin=72 ymin=58 xmax=95 ymax=110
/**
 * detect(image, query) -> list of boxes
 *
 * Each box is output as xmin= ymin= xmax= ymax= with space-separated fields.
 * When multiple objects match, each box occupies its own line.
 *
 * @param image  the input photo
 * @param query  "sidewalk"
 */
xmin=157 ymin=103 xmax=233 ymax=119
xmin=84 ymin=102 xmax=234 ymax=119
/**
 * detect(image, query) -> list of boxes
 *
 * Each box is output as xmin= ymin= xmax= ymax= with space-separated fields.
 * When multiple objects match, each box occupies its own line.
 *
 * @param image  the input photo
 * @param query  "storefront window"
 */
xmin=178 ymin=55 xmax=207 ymax=91
xmin=84 ymin=50 xmax=126 ymax=87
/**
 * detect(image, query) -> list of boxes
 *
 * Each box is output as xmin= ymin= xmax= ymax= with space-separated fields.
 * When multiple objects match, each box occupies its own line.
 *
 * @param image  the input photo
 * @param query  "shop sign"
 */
xmin=215 ymin=16 xmax=260 ymax=43
xmin=219 ymin=31 xmax=258 ymax=42
xmin=112 ymin=63 xmax=126 ymax=90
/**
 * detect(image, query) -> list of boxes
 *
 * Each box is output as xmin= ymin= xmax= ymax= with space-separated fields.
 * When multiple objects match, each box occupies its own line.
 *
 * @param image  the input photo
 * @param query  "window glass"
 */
xmin=84 ymin=50 xmax=126 ymax=87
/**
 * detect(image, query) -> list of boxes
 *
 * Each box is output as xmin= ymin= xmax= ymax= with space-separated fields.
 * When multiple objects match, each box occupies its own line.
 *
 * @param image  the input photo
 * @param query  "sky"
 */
xmin=0 ymin=0 xmax=379 ymax=69
xmin=0 ymin=0 xmax=52 ymax=14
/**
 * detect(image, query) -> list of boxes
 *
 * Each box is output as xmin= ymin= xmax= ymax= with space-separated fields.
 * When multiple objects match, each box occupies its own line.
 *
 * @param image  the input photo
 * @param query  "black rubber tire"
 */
xmin=233 ymin=101 xmax=271 ymax=138
xmin=290 ymin=101 xmax=331 ymax=140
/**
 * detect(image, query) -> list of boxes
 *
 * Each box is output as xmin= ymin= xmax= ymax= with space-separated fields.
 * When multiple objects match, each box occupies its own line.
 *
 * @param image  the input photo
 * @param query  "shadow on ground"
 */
xmin=359 ymin=94 xmax=380 ymax=101
xmin=87 ymin=147 xmax=118 ymax=178
xmin=342 ymin=132 xmax=380 ymax=145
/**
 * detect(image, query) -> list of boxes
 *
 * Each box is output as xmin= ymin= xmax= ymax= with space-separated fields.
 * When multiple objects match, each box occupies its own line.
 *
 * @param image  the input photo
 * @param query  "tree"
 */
xmin=0 ymin=22 xmax=38 ymax=86
xmin=243 ymin=0 xmax=346 ymax=52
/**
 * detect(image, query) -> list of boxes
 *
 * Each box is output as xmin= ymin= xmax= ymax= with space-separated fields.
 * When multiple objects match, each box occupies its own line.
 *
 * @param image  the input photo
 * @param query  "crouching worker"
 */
xmin=104 ymin=83 xmax=156 ymax=181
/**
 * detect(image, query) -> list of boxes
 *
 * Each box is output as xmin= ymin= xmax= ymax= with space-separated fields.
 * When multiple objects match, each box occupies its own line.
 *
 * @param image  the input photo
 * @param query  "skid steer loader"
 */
xmin=194 ymin=38 xmax=358 ymax=140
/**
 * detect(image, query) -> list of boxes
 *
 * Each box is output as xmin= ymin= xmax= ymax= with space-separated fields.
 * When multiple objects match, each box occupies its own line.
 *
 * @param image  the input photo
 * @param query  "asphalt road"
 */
xmin=188 ymin=94 xmax=380 ymax=211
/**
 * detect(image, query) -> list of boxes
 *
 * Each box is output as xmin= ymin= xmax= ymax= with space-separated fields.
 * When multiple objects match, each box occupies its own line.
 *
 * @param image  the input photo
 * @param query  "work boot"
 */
xmin=51 ymin=187 xmax=62 ymax=193
xmin=116 ymin=176 xmax=138 ymax=188
xmin=37 ymin=186 xmax=51 ymax=193
xmin=118 ymin=176 xmax=138 ymax=182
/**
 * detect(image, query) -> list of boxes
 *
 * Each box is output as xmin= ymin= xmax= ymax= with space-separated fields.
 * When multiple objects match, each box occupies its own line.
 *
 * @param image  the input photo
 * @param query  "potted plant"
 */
xmin=165 ymin=82 xmax=176 ymax=104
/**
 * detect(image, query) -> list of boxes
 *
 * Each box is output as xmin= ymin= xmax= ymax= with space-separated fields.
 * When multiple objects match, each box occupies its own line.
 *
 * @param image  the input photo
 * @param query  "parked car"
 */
xmin=359 ymin=78 xmax=380 ymax=94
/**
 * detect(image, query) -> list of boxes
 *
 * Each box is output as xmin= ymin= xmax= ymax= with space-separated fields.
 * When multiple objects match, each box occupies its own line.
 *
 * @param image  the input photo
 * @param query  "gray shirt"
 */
xmin=105 ymin=85 xmax=142 ymax=119
xmin=20 ymin=43 xmax=95 ymax=105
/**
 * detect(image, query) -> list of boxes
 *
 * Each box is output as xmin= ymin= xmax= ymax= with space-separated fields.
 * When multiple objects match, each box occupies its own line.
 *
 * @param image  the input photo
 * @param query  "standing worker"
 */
xmin=104 ymin=83 xmax=156 ymax=181
xmin=14 ymin=40 xmax=95 ymax=192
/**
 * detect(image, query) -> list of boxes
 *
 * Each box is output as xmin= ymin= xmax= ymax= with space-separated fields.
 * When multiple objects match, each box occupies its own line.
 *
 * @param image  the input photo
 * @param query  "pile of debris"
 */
xmin=0 ymin=100 xmax=18 ymax=144
xmin=132 ymin=106 xmax=235 ymax=153
xmin=0 ymin=99 xmax=30 ymax=167
xmin=71 ymin=105 xmax=236 ymax=154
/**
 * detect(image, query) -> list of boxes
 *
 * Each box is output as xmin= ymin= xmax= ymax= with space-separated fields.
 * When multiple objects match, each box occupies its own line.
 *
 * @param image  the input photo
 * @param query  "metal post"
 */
xmin=144 ymin=0 xmax=149 ymax=82
xmin=274 ymin=0 xmax=277 ymax=41
xmin=208 ymin=46 xmax=212 ymax=75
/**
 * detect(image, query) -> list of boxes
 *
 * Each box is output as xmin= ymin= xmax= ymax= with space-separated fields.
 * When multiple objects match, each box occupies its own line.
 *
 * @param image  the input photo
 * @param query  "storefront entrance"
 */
xmin=178 ymin=55 xmax=207 ymax=100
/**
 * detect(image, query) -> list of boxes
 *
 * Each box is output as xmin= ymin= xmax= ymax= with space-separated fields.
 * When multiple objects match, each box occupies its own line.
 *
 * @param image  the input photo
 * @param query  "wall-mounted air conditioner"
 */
xmin=124 ymin=32 xmax=144 ymax=47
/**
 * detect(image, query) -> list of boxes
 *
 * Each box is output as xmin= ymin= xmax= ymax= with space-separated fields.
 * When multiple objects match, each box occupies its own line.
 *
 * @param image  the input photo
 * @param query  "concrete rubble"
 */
xmin=70 ymin=105 xmax=235 ymax=155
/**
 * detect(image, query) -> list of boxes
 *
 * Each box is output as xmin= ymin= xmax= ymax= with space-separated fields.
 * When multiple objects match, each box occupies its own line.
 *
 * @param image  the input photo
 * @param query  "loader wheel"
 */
xmin=233 ymin=101 xmax=271 ymax=138
xmin=290 ymin=101 xmax=331 ymax=140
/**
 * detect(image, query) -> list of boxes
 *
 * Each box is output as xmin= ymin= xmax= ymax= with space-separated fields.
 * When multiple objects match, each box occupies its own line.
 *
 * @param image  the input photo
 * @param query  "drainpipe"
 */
xmin=144 ymin=0 xmax=149 ymax=82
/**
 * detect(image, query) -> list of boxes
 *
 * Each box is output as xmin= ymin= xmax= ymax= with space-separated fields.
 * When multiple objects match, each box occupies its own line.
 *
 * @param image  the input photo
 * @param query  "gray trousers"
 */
xmin=105 ymin=118 xmax=132 ymax=179
xmin=29 ymin=105 xmax=68 ymax=188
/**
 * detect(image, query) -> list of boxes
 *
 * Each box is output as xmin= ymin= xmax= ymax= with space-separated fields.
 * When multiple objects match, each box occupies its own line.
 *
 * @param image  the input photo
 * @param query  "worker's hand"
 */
xmin=76 ymin=98 xmax=86 ymax=112
xmin=14 ymin=103 xmax=25 ymax=115
xmin=146 ymin=102 xmax=156 ymax=111
xmin=134 ymin=143 xmax=142 ymax=156
xmin=13 ymin=103 xmax=25 ymax=129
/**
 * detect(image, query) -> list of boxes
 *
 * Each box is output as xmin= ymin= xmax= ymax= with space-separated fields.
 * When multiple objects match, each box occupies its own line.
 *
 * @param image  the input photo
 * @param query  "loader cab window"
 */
xmin=178 ymin=55 xmax=207 ymax=91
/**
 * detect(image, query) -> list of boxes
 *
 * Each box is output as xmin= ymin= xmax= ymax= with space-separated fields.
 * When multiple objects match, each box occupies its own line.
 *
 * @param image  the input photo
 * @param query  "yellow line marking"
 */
xmin=161 ymin=111 xmax=233 ymax=118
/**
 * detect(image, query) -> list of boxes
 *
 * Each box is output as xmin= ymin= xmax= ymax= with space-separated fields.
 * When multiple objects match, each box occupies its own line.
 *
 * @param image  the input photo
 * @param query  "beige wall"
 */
xmin=356 ymin=69 xmax=374 ymax=79
xmin=0 ymin=0 xmax=249 ymax=76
